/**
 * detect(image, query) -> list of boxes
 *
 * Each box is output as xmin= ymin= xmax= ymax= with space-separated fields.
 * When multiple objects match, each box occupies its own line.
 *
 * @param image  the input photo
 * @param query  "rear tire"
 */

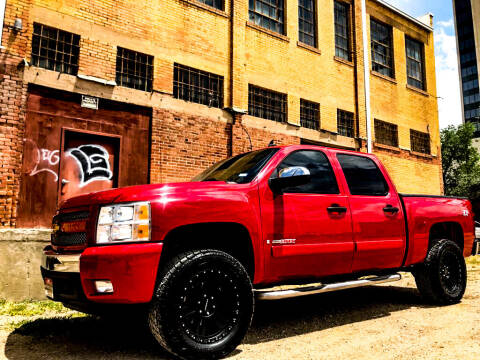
xmin=413 ymin=239 xmax=467 ymax=304
xmin=148 ymin=249 xmax=254 ymax=359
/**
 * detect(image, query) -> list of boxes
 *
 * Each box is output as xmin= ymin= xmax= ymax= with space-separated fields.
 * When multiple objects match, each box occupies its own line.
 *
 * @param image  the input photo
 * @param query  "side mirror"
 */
xmin=269 ymin=166 xmax=311 ymax=194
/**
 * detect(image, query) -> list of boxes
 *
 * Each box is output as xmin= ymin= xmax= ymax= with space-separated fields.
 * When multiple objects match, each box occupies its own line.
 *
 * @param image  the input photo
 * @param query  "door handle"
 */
xmin=327 ymin=205 xmax=348 ymax=214
xmin=383 ymin=205 xmax=399 ymax=214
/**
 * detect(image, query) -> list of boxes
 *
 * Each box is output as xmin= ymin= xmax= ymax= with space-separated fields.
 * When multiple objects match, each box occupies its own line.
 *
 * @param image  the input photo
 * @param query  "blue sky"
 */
xmin=386 ymin=0 xmax=462 ymax=129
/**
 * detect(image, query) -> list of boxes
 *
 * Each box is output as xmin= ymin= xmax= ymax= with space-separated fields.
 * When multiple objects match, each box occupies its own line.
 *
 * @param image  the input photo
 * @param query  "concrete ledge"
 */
xmin=0 ymin=228 xmax=51 ymax=242
xmin=0 ymin=228 xmax=52 ymax=301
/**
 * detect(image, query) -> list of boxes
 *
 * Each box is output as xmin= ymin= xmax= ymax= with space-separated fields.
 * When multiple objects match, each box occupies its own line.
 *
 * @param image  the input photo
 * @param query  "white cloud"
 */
xmin=434 ymin=20 xmax=463 ymax=128
xmin=436 ymin=19 xmax=454 ymax=28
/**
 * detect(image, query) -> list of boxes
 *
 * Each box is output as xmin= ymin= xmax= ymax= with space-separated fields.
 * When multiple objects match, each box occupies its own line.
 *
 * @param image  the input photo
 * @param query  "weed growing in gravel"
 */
xmin=0 ymin=300 xmax=69 ymax=316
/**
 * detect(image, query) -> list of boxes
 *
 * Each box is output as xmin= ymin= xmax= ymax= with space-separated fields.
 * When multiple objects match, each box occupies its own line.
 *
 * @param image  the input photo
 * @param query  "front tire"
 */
xmin=413 ymin=239 xmax=467 ymax=304
xmin=148 ymin=249 xmax=254 ymax=359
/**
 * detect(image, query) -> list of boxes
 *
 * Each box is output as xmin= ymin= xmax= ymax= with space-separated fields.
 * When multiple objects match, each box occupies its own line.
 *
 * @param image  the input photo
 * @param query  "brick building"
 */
xmin=0 ymin=0 xmax=442 ymax=229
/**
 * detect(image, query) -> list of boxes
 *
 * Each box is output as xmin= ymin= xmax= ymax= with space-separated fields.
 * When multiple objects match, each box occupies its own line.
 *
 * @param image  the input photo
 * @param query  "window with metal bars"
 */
xmin=300 ymin=99 xmax=320 ymax=130
xmin=406 ymin=37 xmax=425 ymax=90
xmin=371 ymin=19 xmax=394 ymax=78
xmin=375 ymin=119 xmax=398 ymax=147
xmin=410 ymin=130 xmax=430 ymax=154
xmin=248 ymin=85 xmax=287 ymax=123
xmin=249 ymin=0 xmax=285 ymax=35
xmin=337 ymin=109 xmax=354 ymax=137
xmin=116 ymin=47 xmax=154 ymax=92
xmin=334 ymin=1 xmax=351 ymax=61
xmin=197 ymin=0 xmax=224 ymax=10
xmin=173 ymin=64 xmax=224 ymax=108
xmin=31 ymin=23 xmax=80 ymax=75
xmin=299 ymin=0 xmax=317 ymax=47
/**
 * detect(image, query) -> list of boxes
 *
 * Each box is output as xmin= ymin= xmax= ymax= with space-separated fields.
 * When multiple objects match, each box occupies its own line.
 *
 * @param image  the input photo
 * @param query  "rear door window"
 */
xmin=337 ymin=154 xmax=389 ymax=196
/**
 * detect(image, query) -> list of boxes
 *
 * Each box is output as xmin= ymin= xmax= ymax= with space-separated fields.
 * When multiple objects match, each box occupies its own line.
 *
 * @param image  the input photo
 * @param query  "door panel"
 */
xmin=335 ymin=153 xmax=406 ymax=272
xmin=17 ymin=86 xmax=150 ymax=227
xmin=261 ymin=150 xmax=354 ymax=282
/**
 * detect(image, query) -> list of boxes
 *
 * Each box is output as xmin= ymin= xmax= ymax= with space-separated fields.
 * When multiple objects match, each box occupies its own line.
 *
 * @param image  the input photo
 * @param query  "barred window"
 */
xmin=375 ymin=119 xmax=398 ymax=147
xmin=248 ymin=85 xmax=287 ymax=123
xmin=300 ymin=99 xmax=320 ymax=130
xmin=406 ymin=37 xmax=425 ymax=90
xmin=31 ymin=23 xmax=80 ymax=75
xmin=337 ymin=109 xmax=354 ymax=138
xmin=410 ymin=130 xmax=430 ymax=154
xmin=334 ymin=1 xmax=351 ymax=61
xmin=299 ymin=0 xmax=317 ymax=47
xmin=116 ymin=47 xmax=154 ymax=92
xmin=371 ymin=19 xmax=394 ymax=78
xmin=197 ymin=0 xmax=224 ymax=10
xmin=173 ymin=64 xmax=224 ymax=108
xmin=249 ymin=0 xmax=285 ymax=35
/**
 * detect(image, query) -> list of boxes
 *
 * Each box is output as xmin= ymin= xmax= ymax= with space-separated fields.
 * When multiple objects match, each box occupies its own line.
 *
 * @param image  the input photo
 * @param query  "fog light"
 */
xmin=94 ymin=280 xmax=114 ymax=294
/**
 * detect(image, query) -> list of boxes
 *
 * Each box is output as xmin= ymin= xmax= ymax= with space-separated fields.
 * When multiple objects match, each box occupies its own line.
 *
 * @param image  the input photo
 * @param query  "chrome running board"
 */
xmin=255 ymin=274 xmax=402 ymax=300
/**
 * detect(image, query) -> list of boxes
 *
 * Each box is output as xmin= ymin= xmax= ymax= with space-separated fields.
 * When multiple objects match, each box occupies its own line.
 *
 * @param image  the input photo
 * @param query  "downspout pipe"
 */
xmin=361 ymin=0 xmax=373 ymax=153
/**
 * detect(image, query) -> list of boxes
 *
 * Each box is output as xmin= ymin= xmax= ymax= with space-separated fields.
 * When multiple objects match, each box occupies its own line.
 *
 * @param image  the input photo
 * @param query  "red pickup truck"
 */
xmin=41 ymin=145 xmax=478 ymax=359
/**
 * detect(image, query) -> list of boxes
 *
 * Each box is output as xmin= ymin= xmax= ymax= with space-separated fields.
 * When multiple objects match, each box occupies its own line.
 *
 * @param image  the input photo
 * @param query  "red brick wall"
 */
xmin=150 ymin=109 xmax=300 ymax=184
xmin=0 ymin=62 xmax=28 ymax=227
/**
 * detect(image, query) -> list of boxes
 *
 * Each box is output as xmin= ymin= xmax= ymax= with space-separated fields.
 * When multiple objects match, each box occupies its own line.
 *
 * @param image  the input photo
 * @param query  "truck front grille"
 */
xmin=52 ymin=211 xmax=90 ymax=248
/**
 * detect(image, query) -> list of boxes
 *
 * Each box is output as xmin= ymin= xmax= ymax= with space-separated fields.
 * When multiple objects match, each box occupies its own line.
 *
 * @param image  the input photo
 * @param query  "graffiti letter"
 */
xmin=67 ymin=144 xmax=113 ymax=187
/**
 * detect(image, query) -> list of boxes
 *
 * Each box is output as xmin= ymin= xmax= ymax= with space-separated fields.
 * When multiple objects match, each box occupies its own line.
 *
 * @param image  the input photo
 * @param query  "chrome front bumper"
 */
xmin=42 ymin=249 xmax=81 ymax=273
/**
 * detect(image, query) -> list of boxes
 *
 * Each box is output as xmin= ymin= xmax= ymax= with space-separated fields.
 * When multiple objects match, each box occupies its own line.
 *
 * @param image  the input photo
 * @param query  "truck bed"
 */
xmin=399 ymin=194 xmax=475 ymax=266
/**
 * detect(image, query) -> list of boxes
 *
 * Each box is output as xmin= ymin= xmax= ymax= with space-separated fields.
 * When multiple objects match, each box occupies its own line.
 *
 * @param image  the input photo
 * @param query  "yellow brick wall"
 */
xmin=2 ymin=0 xmax=443 ymax=195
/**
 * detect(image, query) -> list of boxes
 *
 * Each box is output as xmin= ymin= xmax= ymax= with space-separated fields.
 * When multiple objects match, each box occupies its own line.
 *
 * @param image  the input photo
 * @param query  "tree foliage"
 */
xmin=441 ymin=122 xmax=480 ymax=198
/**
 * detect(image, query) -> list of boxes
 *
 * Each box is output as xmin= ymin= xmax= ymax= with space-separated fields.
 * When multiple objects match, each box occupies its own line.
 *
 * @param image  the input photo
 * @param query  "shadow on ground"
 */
xmin=4 ymin=285 xmax=429 ymax=359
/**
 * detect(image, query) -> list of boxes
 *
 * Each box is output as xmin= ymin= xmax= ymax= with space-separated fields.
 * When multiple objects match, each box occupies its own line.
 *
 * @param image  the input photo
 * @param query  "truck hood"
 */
xmin=60 ymin=181 xmax=238 ymax=209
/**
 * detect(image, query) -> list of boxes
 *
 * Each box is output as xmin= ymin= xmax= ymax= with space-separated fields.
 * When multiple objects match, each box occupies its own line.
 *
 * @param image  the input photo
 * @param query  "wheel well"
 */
xmin=159 ymin=222 xmax=255 ymax=280
xmin=429 ymin=222 xmax=464 ymax=250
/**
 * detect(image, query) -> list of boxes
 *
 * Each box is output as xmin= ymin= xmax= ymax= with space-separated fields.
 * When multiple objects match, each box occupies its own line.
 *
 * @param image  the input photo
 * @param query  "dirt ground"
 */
xmin=1 ymin=262 xmax=480 ymax=360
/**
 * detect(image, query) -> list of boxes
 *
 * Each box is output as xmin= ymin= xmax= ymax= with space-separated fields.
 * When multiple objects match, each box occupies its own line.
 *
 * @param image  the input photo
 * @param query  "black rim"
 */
xmin=175 ymin=262 xmax=241 ymax=345
xmin=439 ymin=249 xmax=463 ymax=296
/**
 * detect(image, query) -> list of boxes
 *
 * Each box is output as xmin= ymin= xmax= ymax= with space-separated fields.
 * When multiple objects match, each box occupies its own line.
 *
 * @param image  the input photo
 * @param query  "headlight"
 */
xmin=96 ymin=202 xmax=150 ymax=244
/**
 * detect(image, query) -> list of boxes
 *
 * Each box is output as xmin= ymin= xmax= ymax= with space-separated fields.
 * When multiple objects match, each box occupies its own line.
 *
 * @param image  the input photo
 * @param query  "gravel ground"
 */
xmin=1 ymin=261 xmax=479 ymax=360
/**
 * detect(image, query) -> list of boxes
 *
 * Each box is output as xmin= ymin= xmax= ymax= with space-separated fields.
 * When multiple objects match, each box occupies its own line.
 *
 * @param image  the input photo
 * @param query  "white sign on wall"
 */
xmin=0 ymin=0 xmax=6 ymax=47
xmin=81 ymin=95 xmax=99 ymax=110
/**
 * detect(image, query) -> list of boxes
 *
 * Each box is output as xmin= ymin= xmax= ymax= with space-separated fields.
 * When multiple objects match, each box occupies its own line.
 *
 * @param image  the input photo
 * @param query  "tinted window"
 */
xmin=274 ymin=150 xmax=339 ymax=194
xmin=337 ymin=154 xmax=388 ymax=196
xmin=192 ymin=148 xmax=278 ymax=184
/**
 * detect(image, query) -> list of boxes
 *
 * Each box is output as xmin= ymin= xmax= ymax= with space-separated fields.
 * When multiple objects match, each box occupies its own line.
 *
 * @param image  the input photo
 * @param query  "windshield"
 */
xmin=192 ymin=148 xmax=279 ymax=184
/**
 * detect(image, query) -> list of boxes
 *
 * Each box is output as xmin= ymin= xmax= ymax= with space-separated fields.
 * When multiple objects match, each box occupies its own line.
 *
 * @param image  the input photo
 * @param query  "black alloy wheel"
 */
xmin=413 ymin=239 xmax=467 ymax=305
xmin=148 ymin=249 xmax=254 ymax=360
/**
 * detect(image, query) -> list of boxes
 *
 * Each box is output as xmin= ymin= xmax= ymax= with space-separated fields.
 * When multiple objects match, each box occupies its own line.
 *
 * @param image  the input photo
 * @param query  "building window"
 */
xmin=334 ymin=1 xmax=351 ymax=61
xmin=300 ymin=99 xmax=320 ymax=130
xmin=116 ymin=47 xmax=154 ymax=92
xmin=371 ymin=19 xmax=394 ymax=78
xmin=410 ymin=129 xmax=430 ymax=154
xmin=0 ymin=1 xmax=6 ymax=47
xmin=406 ymin=37 xmax=425 ymax=90
xmin=197 ymin=0 xmax=224 ymax=11
xmin=31 ymin=23 xmax=80 ymax=75
xmin=375 ymin=119 xmax=398 ymax=147
xmin=249 ymin=0 xmax=285 ymax=35
xmin=337 ymin=109 xmax=354 ymax=137
xmin=248 ymin=85 xmax=287 ymax=123
xmin=173 ymin=63 xmax=224 ymax=108
xmin=299 ymin=0 xmax=317 ymax=47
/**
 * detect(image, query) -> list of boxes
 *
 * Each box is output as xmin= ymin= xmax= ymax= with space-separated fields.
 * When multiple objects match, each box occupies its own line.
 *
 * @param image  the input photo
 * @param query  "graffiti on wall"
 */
xmin=66 ymin=145 xmax=113 ymax=187
xmin=28 ymin=148 xmax=61 ymax=182
xmin=27 ymin=142 xmax=113 ymax=187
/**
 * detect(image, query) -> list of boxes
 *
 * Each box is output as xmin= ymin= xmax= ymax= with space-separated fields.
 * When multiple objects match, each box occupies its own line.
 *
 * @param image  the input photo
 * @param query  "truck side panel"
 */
xmin=401 ymin=196 xmax=475 ymax=266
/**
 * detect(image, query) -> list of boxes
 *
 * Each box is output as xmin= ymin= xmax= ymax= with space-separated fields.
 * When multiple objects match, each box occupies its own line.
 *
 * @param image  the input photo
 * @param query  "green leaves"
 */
xmin=441 ymin=122 xmax=480 ymax=198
